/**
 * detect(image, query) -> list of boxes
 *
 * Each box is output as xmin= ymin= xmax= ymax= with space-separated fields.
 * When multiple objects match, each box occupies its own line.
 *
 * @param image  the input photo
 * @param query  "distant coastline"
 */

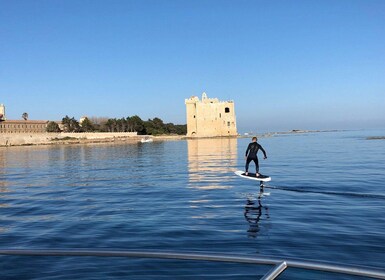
xmin=0 ymin=129 xmax=347 ymax=147
xmin=366 ymin=136 xmax=385 ymax=140
xmin=239 ymin=129 xmax=344 ymax=138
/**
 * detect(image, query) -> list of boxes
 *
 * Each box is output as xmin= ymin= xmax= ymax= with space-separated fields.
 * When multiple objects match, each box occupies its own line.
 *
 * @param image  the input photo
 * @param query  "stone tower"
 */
xmin=185 ymin=92 xmax=237 ymax=137
xmin=0 ymin=104 xmax=5 ymax=121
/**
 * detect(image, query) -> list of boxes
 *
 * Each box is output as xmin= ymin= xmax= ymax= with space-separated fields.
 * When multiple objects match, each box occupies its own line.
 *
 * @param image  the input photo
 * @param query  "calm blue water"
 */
xmin=1 ymin=130 xmax=385 ymax=279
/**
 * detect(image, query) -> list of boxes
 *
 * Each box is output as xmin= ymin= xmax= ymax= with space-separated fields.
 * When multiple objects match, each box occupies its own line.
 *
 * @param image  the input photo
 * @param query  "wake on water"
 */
xmin=263 ymin=185 xmax=385 ymax=200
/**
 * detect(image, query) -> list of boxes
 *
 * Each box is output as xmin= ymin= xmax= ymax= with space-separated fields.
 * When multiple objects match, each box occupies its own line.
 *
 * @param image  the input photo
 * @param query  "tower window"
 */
xmin=225 ymin=107 xmax=230 ymax=113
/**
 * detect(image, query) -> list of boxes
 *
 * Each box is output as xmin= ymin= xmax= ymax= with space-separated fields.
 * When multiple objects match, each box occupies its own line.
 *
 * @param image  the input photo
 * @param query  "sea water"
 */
xmin=1 ymin=130 xmax=385 ymax=279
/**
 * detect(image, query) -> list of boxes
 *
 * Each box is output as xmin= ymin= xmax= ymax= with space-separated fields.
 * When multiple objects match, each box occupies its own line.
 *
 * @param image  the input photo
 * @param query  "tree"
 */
xmin=116 ymin=118 xmax=128 ymax=132
xmin=60 ymin=114 xmax=186 ymax=135
xmin=62 ymin=115 xmax=71 ymax=132
xmin=80 ymin=117 xmax=95 ymax=132
xmin=70 ymin=117 xmax=81 ymax=132
xmin=165 ymin=123 xmax=177 ymax=134
xmin=152 ymin=117 xmax=166 ymax=134
xmin=62 ymin=115 xmax=81 ymax=132
xmin=105 ymin=119 xmax=117 ymax=132
xmin=126 ymin=116 xmax=133 ymax=132
xmin=22 ymin=112 xmax=28 ymax=120
xmin=89 ymin=116 xmax=109 ymax=132
xmin=130 ymin=115 xmax=146 ymax=134
xmin=144 ymin=117 xmax=167 ymax=135
xmin=144 ymin=119 xmax=156 ymax=135
xmin=174 ymin=124 xmax=187 ymax=135
xmin=46 ymin=121 xmax=61 ymax=132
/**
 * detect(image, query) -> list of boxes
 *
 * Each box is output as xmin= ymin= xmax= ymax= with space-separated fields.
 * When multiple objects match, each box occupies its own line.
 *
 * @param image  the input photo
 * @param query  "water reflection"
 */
xmin=187 ymin=138 xmax=237 ymax=189
xmin=244 ymin=189 xmax=270 ymax=238
xmin=0 ymin=149 xmax=8 ymax=193
xmin=0 ymin=148 xmax=9 ymax=221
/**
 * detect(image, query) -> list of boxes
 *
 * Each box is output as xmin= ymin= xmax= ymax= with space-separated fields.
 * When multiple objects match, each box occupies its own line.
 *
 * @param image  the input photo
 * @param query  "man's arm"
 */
xmin=245 ymin=143 xmax=251 ymax=157
xmin=259 ymin=144 xmax=267 ymax=159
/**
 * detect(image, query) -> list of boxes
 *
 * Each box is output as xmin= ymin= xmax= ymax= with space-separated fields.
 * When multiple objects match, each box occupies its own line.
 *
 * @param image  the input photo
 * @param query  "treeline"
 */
xmin=46 ymin=115 xmax=187 ymax=135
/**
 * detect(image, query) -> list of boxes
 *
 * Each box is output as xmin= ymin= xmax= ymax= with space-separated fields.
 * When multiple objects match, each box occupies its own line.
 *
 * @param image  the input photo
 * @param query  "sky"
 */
xmin=1 ymin=0 xmax=384 ymax=133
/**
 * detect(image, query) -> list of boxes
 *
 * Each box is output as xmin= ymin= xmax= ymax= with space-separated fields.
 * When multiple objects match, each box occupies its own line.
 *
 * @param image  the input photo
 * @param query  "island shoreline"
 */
xmin=0 ymin=129 xmax=351 ymax=148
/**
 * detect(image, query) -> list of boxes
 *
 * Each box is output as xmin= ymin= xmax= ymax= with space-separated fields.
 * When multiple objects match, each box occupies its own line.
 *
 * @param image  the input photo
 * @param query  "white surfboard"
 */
xmin=234 ymin=170 xmax=271 ymax=182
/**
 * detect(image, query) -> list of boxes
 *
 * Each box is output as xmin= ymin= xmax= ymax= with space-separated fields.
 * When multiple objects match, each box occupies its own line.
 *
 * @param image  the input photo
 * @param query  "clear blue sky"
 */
xmin=1 ymin=0 xmax=384 ymax=132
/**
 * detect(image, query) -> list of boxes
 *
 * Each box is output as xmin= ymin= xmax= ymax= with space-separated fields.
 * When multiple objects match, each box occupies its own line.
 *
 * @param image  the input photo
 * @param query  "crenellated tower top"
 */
xmin=0 ymin=103 xmax=5 ymax=121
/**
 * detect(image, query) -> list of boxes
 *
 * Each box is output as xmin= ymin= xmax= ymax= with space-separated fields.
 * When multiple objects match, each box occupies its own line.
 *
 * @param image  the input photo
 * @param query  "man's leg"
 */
xmin=253 ymin=158 xmax=260 ymax=176
xmin=245 ymin=157 xmax=252 ymax=175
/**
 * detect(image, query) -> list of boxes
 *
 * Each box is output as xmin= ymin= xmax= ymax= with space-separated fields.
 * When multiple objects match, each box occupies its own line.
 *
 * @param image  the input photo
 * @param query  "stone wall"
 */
xmin=185 ymin=92 xmax=237 ymax=137
xmin=0 ymin=132 xmax=138 ymax=146
xmin=0 ymin=120 xmax=48 ymax=133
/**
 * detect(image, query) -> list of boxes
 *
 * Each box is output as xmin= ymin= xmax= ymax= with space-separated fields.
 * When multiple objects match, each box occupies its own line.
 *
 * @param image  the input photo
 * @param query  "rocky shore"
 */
xmin=0 ymin=132 xmax=136 ymax=147
xmin=0 ymin=132 xmax=190 ymax=147
xmin=1 ymin=129 xmax=345 ymax=147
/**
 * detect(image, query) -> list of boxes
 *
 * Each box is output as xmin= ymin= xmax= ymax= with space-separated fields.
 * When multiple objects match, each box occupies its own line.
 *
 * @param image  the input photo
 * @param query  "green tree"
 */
xmin=74 ymin=114 xmax=186 ymax=135
xmin=62 ymin=115 xmax=81 ymax=132
xmin=80 ymin=117 xmax=95 ymax=132
xmin=144 ymin=119 xmax=155 ymax=135
xmin=89 ymin=117 xmax=109 ymax=132
xmin=175 ymin=124 xmax=187 ymax=135
xmin=144 ymin=117 xmax=169 ymax=135
xmin=130 ymin=115 xmax=146 ymax=134
xmin=105 ymin=118 xmax=117 ymax=132
xmin=46 ymin=121 xmax=61 ymax=132
xmin=126 ymin=116 xmax=133 ymax=132
xmin=115 ymin=118 xmax=128 ymax=132
xmin=152 ymin=117 xmax=164 ymax=129
xmin=62 ymin=115 xmax=71 ymax=132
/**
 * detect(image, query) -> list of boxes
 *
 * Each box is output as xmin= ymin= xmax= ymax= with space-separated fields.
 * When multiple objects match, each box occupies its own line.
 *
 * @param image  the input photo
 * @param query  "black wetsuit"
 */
xmin=245 ymin=142 xmax=267 ymax=173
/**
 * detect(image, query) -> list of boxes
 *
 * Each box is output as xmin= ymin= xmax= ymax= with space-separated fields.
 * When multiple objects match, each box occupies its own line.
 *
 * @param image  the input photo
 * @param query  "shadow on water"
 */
xmin=265 ymin=185 xmax=385 ymax=200
xmin=244 ymin=188 xmax=270 ymax=238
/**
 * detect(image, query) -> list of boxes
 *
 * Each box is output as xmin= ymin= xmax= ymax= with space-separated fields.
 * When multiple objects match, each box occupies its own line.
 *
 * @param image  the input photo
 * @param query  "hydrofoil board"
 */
xmin=234 ymin=170 xmax=271 ymax=182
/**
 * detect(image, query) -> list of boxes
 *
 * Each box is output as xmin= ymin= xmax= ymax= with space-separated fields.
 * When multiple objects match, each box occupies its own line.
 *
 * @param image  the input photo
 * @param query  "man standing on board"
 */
xmin=245 ymin=137 xmax=267 ymax=177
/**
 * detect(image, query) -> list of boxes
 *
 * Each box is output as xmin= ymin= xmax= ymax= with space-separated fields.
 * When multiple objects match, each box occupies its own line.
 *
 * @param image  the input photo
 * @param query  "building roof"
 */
xmin=0 ymin=120 xmax=49 ymax=124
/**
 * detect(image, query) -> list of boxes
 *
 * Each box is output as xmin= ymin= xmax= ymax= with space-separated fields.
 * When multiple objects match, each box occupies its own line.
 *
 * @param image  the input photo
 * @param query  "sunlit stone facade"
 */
xmin=185 ymin=92 xmax=237 ymax=137
xmin=0 ymin=120 xmax=48 ymax=133
xmin=0 ymin=104 xmax=5 ymax=121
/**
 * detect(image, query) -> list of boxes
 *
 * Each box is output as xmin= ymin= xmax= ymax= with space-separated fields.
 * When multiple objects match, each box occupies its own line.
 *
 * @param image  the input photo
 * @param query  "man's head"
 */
xmin=252 ymin=137 xmax=257 ymax=142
